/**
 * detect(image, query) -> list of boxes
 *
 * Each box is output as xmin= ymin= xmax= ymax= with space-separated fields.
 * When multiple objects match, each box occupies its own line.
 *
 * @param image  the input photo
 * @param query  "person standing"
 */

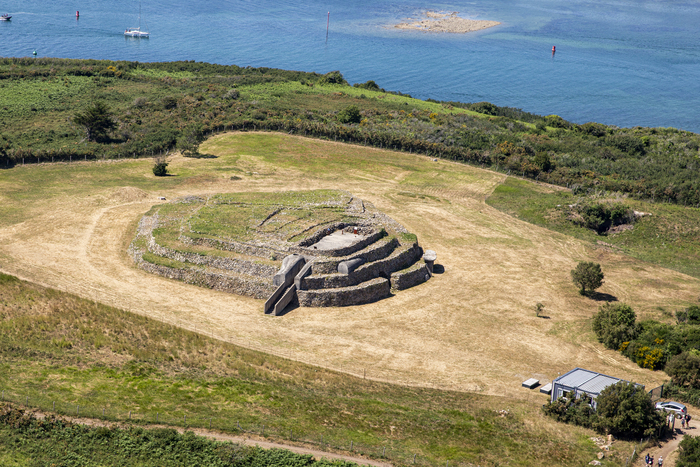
xmin=658 ymin=455 xmax=663 ymax=466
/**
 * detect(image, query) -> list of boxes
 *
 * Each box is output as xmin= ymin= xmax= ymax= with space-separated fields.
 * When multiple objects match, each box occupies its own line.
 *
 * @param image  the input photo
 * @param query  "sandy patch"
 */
xmin=393 ymin=11 xmax=500 ymax=34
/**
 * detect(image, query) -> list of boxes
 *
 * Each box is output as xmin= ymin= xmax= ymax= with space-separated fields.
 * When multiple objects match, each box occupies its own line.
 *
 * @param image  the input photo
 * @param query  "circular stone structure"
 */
xmin=129 ymin=190 xmax=432 ymax=314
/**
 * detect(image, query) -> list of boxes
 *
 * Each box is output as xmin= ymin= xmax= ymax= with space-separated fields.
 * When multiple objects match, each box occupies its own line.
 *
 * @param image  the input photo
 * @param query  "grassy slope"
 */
xmin=0 ymin=273 xmax=618 ymax=466
xmin=0 ymin=404 xmax=361 ymax=467
xmin=486 ymin=177 xmax=700 ymax=279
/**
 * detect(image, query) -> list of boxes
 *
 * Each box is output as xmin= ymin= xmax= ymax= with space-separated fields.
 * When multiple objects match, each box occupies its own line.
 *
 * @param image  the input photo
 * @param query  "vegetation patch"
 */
xmin=487 ymin=176 xmax=700 ymax=278
xmin=0 ymin=403 xmax=357 ymax=467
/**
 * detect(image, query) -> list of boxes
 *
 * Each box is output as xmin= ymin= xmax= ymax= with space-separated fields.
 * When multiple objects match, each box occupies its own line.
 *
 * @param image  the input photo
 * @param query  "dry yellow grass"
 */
xmin=0 ymin=132 xmax=697 ymax=398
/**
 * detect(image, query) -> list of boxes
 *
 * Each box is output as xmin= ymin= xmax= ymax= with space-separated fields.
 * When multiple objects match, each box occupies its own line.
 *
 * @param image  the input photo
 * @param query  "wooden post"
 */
xmin=350 ymin=440 xmax=353 ymax=451
xmin=129 ymin=411 xmax=131 ymax=419
xmin=413 ymin=454 xmax=417 ymax=464
xmin=53 ymin=401 xmax=55 ymax=411
xmin=77 ymin=404 xmax=79 ymax=416
xmin=156 ymin=412 xmax=158 ymax=422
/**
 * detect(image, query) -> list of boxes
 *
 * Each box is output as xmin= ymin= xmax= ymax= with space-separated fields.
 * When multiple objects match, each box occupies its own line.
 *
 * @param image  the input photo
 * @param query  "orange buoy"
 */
xmin=552 ymin=45 xmax=556 ymax=53
xmin=76 ymin=10 xmax=79 ymax=18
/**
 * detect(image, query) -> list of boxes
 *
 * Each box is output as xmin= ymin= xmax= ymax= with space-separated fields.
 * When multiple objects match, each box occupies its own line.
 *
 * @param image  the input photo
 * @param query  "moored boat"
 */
xmin=124 ymin=27 xmax=149 ymax=37
xmin=0 ymin=14 xmax=11 ymax=21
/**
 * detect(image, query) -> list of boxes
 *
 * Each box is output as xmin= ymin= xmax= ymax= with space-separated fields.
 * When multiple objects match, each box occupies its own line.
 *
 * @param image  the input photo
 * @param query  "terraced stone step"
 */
xmin=297 ymin=277 xmax=390 ymax=307
xmin=299 ymin=242 xmax=422 ymax=290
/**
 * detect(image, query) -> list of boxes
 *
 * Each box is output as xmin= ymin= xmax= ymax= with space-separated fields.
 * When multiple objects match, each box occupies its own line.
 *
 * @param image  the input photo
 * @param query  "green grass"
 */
xmin=0 ymin=274 xmax=624 ymax=466
xmin=0 ymin=404 xmax=359 ymax=467
xmin=486 ymin=177 xmax=700 ymax=278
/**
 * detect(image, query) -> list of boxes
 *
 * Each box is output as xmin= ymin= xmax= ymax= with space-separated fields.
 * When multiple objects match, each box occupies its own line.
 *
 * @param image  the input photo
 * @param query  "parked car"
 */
xmin=655 ymin=401 xmax=687 ymax=415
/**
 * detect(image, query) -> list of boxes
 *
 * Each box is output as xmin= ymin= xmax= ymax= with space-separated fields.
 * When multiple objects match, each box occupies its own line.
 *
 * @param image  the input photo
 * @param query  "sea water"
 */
xmin=1 ymin=0 xmax=699 ymax=131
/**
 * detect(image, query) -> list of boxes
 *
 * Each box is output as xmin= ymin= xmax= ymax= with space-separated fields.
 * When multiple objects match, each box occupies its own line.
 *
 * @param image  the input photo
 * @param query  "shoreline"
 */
xmin=392 ymin=11 xmax=500 ymax=34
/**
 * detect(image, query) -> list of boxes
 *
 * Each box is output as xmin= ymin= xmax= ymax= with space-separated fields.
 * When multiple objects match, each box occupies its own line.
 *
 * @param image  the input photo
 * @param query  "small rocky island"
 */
xmin=393 ymin=11 xmax=500 ymax=34
xmin=130 ymin=190 xmax=434 ymax=315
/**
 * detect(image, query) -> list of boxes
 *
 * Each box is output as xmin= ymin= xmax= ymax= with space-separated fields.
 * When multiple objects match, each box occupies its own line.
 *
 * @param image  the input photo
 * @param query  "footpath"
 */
xmin=637 ymin=418 xmax=698 ymax=467
xmin=30 ymin=409 xmax=392 ymax=467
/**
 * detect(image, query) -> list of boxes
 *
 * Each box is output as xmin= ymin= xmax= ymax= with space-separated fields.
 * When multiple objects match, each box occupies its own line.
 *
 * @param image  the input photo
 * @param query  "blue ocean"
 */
xmin=1 ymin=0 xmax=699 ymax=131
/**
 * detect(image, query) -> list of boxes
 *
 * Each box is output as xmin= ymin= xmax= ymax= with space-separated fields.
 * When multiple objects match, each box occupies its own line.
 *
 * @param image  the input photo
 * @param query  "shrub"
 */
xmin=666 ymin=350 xmax=700 ymax=388
xmin=592 ymin=302 xmax=638 ymax=350
xmin=73 ymin=101 xmax=116 ymax=142
xmin=320 ymin=70 xmax=347 ymax=85
xmin=223 ymin=88 xmax=240 ymax=100
xmin=337 ymin=105 xmax=362 ymax=124
xmin=353 ymin=80 xmax=383 ymax=92
xmin=542 ymin=390 xmax=597 ymax=428
xmin=570 ymin=261 xmax=604 ymax=295
xmin=678 ymin=436 xmax=700 ymax=467
xmin=152 ymin=156 xmax=168 ymax=176
xmin=594 ymin=381 xmax=664 ymax=438
xmin=161 ymin=96 xmax=177 ymax=109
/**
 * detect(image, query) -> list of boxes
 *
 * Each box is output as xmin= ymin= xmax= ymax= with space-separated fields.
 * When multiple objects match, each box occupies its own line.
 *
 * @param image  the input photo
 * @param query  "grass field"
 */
xmin=0 ymin=273 xmax=617 ymax=466
xmin=486 ymin=177 xmax=700 ymax=280
xmin=1 ymin=131 xmax=699 ymax=464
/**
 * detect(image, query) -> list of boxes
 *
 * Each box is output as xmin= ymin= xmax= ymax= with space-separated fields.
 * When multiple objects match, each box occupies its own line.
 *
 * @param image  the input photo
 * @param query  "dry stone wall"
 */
xmin=148 ymin=238 xmax=277 ymax=278
xmin=390 ymin=262 xmax=430 ymax=290
xmin=132 ymin=250 xmax=276 ymax=299
xmin=297 ymin=278 xmax=390 ymax=307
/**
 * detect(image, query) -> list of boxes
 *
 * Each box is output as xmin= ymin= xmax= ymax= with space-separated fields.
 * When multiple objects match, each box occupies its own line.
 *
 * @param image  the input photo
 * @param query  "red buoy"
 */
xmin=552 ymin=45 xmax=556 ymax=53
xmin=76 ymin=10 xmax=79 ymax=18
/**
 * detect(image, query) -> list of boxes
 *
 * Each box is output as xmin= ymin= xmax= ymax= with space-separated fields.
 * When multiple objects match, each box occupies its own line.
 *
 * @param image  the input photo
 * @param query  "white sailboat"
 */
xmin=124 ymin=1 xmax=149 ymax=37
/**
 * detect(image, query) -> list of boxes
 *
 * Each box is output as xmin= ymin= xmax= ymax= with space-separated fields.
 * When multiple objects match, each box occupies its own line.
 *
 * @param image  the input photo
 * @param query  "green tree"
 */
xmin=594 ymin=381 xmax=664 ymax=438
xmin=592 ymin=302 xmax=638 ymax=350
xmin=571 ymin=261 xmax=604 ymax=295
xmin=73 ymin=102 xmax=116 ymax=142
xmin=666 ymin=350 xmax=700 ymax=388
xmin=152 ymin=156 xmax=168 ymax=177
xmin=337 ymin=105 xmax=362 ymax=124
xmin=678 ymin=436 xmax=700 ymax=467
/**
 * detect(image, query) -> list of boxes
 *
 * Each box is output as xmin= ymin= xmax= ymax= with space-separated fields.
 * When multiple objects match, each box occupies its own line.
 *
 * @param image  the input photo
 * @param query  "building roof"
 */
xmin=554 ymin=368 xmax=632 ymax=396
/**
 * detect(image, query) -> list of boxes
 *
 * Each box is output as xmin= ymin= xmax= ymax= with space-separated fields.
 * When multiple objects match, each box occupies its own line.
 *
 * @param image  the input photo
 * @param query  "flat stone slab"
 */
xmin=522 ymin=378 xmax=540 ymax=389
xmin=309 ymin=229 xmax=366 ymax=251
xmin=423 ymin=250 xmax=437 ymax=262
xmin=539 ymin=383 xmax=552 ymax=394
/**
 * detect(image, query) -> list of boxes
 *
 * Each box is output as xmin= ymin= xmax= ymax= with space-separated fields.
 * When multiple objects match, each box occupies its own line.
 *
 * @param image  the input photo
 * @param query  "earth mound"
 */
xmin=130 ymin=190 xmax=433 ymax=314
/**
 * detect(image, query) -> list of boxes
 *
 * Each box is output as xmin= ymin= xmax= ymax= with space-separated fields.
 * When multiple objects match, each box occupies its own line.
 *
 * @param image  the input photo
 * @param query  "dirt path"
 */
xmin=636 ymin=418 xmax=699 ymax=467
xmin=0 ymin=133 xmax=697 ymax=398
xmin=29 ymin=409 xmax=390 ymax=467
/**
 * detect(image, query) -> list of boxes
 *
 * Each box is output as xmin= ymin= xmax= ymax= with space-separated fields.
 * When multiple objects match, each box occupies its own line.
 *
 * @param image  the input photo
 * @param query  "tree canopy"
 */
xmin=595 ymin=381 xmax=664 ymax=438
xmin=571 ymin=261 xmax=604 ymax=295
xmin=73 ymin=101 xmax=116 ymax=142
xmin=592 ymin=302 xmax=638 ymax=351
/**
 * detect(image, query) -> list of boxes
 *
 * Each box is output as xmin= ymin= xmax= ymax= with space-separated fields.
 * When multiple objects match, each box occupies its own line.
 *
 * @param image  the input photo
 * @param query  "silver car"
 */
xmin=656 ymin=401 xmax=687 ymax=415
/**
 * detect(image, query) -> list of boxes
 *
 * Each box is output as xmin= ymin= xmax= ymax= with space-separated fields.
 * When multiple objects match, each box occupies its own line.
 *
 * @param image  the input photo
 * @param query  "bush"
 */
xmin=666 ymin=351 xmax=700 ymax=388
xmin=161 ymin=96 xmax=178 ymax=110
xmin=571 ymin=261 xmax=604 ymax=295
xmin=353 ymin=80 xmax=383 ymax=92
xmin=73 ymin=101 xmax=116 ymax=142
xmin=542 ymin=390 xmax=597 ymax=428
xmin=152 ymin=156 xmax=168 ymax=176
xmin=594 ymin=381 xmax=664 ymax=438
xmin=337 ymin=105 xmax=362 ymax=124
xmin=592 ymin=302 xmax=638 ymax=350
xmin=223 ymin=89 xmax=240 ymax=100
xmin=320 ymin=70 xmax=347 ymax=85
xmin=678 ymin=436 xmax=700 ymax=467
